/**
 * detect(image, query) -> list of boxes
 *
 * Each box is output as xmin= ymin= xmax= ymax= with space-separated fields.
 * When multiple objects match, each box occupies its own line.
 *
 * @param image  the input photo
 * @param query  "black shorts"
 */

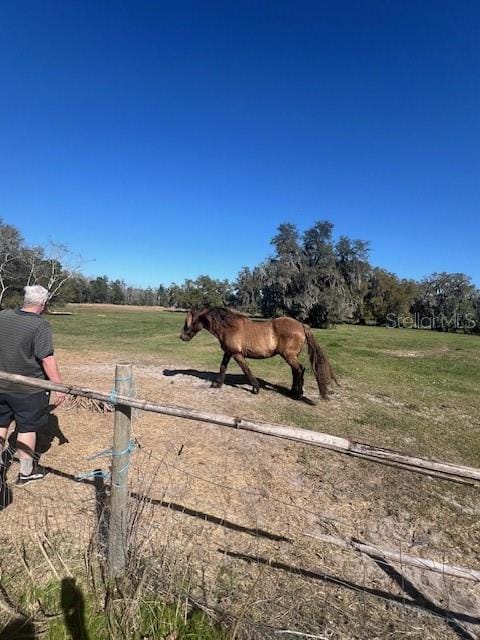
xmin=0 ymin=392 xmax=49 ymax=433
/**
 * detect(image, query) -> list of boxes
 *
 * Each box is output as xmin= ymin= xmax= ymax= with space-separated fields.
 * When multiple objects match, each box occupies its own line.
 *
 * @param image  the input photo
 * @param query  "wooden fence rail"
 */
xmin=304 ymin=531 xmax=480 ymax=582
xmin=0 ymin=370 xmax=479 ymax=485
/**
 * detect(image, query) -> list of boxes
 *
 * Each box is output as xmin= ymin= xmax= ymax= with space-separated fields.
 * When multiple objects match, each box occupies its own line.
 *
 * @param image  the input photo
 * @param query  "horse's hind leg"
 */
xmin=282 ymin=352 xmax=305 ymax=399
xmin=211 ymin=352 xmax=231 ymax=388
xmin=232 ymin=354 xmax=261 ymax=394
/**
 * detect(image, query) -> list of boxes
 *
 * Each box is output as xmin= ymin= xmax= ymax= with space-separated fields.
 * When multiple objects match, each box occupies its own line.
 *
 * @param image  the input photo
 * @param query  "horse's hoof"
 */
xmin=211 ymin=382 xmax=221 ymax=389
xmin=252 ymin=386 xmax=260 ymax=395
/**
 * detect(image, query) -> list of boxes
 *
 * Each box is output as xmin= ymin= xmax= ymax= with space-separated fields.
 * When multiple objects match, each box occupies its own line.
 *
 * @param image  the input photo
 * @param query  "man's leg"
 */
xmin=0 ymin=424 xmax=10 ymax=466
xmin=12 ymin=392 xmax=49 ymax=484
xmin=16 ymin=432 xmax=36 ymax=476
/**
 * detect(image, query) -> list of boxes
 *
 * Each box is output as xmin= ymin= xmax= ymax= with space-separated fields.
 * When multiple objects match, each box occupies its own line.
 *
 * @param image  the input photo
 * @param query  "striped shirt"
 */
xmin=0 ymin=309 xmax=54 ymax=394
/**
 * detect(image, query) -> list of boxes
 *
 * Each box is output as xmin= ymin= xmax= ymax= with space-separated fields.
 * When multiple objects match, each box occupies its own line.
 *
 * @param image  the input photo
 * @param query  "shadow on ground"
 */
xmin=222 ymin=549 xmax=480 ymax=640
xmin=0 ymin=579 xmax=90 ymax=640
xmin=36 ymin=407 xmax=69 ymax=456
xmin=0 ymin=618 xmax=37 ymax=639
xmin=61 ymin=577 xmax=90 ymax=640
xmin=163 ymin=368 xmax=315 ymax=404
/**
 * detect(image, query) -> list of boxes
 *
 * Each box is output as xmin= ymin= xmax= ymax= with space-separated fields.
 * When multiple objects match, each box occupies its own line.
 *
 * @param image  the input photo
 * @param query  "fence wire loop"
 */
xmin=87 ymin=439 xmax=137 ymax=461
xmin=75 ymin=469 xmax=111 ymax=482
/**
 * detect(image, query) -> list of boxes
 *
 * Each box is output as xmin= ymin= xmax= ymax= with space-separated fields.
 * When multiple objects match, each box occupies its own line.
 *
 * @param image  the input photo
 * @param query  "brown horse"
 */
xmin=180 ymin=307 xmax=338 ymax=400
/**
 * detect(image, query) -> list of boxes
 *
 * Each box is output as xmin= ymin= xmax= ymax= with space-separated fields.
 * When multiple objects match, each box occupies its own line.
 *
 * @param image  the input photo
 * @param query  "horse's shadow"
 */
xmin=162 ymin=369 xmax=315 ymax=405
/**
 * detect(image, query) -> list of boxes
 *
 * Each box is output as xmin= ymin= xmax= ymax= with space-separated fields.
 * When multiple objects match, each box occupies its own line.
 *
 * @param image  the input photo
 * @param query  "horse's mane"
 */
xmin=202 ymin=307 xmax=244 ymax=332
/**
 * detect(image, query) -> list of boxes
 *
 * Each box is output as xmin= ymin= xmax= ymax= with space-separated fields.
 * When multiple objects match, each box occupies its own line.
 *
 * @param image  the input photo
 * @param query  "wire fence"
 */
xmin=0 ymin=367 xmax=480 ymax=639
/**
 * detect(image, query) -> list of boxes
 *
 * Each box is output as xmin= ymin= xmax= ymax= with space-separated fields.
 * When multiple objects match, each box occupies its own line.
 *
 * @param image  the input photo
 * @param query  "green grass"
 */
xmin=3 ymin=578 xmax=226 ymax=640
xmin=50 ymin=304 xmax=480 ymax=466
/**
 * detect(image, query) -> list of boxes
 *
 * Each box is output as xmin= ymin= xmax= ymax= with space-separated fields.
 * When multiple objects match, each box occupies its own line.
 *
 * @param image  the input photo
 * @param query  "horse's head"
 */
xmin=180 ymin=307 xmax=209 ymax=341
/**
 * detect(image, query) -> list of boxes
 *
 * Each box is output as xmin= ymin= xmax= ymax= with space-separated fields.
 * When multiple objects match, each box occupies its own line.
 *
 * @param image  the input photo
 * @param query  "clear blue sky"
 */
xmin=1 ymin=1 xmax=479 ymax=287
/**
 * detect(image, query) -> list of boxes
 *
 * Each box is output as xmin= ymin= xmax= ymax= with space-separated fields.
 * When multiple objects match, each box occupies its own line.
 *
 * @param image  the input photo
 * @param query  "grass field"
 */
xmin=2 ymin=303 xmax=480 ymax=639
xmin=51 ymin=303 xmax=480 ymax=466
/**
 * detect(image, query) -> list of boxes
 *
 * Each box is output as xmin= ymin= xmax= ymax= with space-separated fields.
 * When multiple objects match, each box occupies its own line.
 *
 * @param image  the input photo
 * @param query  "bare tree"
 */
xmin=0 ymin=219 xmax=23 ymax=306
xmin=21 ymin=246 xmax=45 ymax=286
xmin=22 ymin=241 xmax=86 ymax=300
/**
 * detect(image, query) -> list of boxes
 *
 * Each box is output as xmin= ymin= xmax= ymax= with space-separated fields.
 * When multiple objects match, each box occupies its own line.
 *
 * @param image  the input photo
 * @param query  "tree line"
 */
xmin=1 ymin=217 xmax=478 ymax=332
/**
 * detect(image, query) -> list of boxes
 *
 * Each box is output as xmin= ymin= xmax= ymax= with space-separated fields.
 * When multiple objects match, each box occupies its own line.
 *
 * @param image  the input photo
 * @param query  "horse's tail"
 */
xmin=304 ymin=325 xmax=339 ymax=399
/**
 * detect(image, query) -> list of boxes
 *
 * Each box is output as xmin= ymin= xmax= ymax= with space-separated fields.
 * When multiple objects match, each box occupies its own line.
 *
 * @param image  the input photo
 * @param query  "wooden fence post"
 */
xmin=108 ymin=363 xmax=133 ymax=580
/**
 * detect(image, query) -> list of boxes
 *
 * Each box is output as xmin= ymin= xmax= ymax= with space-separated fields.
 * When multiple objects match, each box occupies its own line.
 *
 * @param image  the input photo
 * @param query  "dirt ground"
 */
xmin=1 ymin=348 xmax=480 ymax=639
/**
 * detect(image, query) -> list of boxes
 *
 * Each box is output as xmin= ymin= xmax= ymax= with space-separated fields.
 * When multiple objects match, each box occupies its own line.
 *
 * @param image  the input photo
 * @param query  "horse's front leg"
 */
xmin=232 ymin=353 xmax=261 ymax=394
xmin=211 ymin=352 xmax=231 ymax=388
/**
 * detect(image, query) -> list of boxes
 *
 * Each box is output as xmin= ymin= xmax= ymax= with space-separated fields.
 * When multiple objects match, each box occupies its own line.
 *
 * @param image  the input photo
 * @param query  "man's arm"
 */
xmin=41 ymin=355 xmax=66 ymax=406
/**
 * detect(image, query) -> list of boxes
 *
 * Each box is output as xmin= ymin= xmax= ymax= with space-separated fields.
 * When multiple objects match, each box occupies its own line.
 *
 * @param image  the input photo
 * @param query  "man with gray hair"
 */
xmin=0 ymin=285 xmax=66 ymax=485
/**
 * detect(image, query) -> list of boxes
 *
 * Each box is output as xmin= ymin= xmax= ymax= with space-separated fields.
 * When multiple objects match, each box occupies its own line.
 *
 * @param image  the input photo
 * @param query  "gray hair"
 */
xmin=23 ymin=285 xmax=50 ymax=307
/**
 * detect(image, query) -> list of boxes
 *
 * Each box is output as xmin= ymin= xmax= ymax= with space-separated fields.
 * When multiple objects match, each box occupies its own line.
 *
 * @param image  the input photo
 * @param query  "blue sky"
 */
xmin=1 ymin=1 xmax=479 ymax=287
